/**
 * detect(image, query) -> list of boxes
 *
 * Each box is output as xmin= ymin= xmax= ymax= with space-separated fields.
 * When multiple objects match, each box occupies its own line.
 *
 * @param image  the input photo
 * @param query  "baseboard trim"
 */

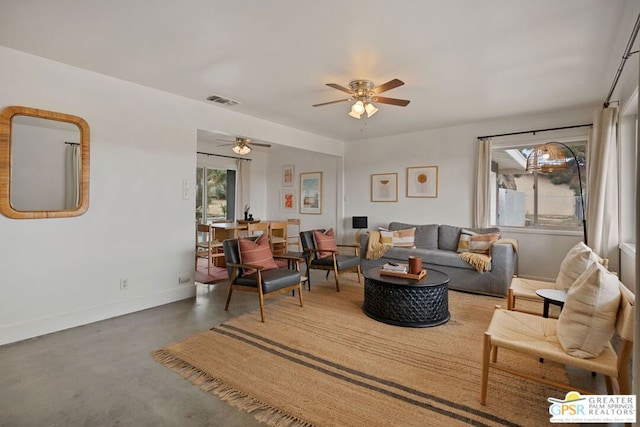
xmin=0 ymin=286 xmax=196 ymax=346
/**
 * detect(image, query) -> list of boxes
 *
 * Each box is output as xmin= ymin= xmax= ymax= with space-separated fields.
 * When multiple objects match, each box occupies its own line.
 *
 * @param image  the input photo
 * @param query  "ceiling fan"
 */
xmin=312 ymin=78 xmax=410 ymax=119
xmin=217 ymin=137 xmax=271 ymax=155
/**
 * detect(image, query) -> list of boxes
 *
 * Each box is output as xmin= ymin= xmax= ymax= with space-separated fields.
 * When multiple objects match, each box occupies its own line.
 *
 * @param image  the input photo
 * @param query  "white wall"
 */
xmin=344 ymin=107 xmax=597 ymax=280
xmin=0 ymin=46 xmax=343 ymax=345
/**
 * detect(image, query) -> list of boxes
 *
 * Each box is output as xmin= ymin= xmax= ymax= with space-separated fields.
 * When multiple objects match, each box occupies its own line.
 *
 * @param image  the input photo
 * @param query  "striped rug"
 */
xmin=152 ymin=275 xmax=566 ymax=426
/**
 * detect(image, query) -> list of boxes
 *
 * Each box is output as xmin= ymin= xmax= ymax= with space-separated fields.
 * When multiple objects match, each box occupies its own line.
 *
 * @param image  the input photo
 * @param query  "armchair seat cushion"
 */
xmin=311 ymin=254 xmax=361 ymax=270
xmin=236 ymin=268 xmax=302 ymax=293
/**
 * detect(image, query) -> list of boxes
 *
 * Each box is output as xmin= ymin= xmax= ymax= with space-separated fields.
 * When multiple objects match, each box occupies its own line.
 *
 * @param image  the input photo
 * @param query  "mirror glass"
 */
xmin=0 ymin=106 xmax=90 ymax=219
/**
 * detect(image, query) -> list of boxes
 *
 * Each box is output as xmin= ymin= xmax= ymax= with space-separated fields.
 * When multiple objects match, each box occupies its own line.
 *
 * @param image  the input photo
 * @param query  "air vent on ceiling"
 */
xmin=206 ymin=94 xmax=240 ymax=106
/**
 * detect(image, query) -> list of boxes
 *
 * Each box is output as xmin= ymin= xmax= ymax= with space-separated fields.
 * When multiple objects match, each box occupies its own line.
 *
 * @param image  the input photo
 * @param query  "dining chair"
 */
xmin=268 ymin=221 xmax=288 ymax=255
xmin=286 ymin=218 xmax=302 ymax=252
xmin=195 ymin=223 xmax=224 ymax=274
xmin=247 ymin=222 xmax=269 ymax=237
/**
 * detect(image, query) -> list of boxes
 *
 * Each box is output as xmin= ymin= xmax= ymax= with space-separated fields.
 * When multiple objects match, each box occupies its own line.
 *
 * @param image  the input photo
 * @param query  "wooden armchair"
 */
xmin=300 ymin=229 xmax=361 ymax=292
xmin=481 ymin=281 xmax=634 ymax=404
xmin=223 ymin=237 xmax=303 ymax=322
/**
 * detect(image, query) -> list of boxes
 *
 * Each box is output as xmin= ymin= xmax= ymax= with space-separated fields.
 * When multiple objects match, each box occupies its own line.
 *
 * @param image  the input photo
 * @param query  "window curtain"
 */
xmin=64 ymin=144 xmax=80 ymax=210
xmin=235 ymin=159 xmax=250 ymax=221
xmin=586 ymin=106 xmax=619 ymax=267
xmin=474 ymin=138 xmax=492 ymax=228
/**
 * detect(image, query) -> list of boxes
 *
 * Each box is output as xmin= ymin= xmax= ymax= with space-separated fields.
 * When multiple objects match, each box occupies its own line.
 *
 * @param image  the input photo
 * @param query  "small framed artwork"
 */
xmin=280 ymin=189 xmax=297 ymax=213
xmin=371 ymin=173 xmax=398 ymax=202
xmin=282 ymin=164 xmax=295 ymax=187
xmin=406 ymin=166 xmax=438 ymax=198
xmin=300 ymin=172 xmax=322 ymax=214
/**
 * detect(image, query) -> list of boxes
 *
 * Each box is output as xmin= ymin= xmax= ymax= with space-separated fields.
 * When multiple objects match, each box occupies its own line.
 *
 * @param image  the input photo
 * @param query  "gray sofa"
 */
xmin=359 ymin=222 xmax=518 ymax=297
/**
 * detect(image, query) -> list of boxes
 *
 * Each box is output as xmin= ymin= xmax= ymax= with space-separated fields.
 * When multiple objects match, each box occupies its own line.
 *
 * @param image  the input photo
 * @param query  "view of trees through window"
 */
xmin=492 ymin=143 xmax=586 ymax=229
xmin=196 ymin=167 xmax=227 ymax=223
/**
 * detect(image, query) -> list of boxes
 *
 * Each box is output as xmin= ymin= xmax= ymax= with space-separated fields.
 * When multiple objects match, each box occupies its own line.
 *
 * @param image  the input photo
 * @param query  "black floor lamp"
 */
xmin=525 ymin=142 xmax=587 ymax=245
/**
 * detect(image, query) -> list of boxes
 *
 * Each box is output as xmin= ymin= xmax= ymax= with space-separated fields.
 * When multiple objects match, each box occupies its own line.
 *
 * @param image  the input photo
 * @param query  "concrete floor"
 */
xmin=0 ymin=282 xmax=262 ymax=427
xmin=0 ymin=275 xmax=614 ymax=427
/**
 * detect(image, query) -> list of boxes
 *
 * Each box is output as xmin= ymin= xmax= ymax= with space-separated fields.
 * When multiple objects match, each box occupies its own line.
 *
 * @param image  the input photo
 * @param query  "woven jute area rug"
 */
xmin=152 ymin=275 xmax=566 ymax=426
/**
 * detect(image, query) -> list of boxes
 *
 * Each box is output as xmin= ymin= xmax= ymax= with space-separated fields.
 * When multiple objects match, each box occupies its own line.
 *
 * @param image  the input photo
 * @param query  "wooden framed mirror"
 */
xmin=0 ymin=106 xmax=90 ymax=219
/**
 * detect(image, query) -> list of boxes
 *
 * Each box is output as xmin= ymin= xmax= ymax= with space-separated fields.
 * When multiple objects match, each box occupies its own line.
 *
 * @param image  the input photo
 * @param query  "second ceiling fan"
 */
xmin=217 ymin=137 xmax=271 ymax=155
xmin=312 ymin=78 xmax=410 ymax=119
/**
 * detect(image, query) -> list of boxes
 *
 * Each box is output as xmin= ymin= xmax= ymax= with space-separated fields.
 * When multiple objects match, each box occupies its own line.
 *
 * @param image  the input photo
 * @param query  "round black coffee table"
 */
xmin=363 ymin=267 xmax=450 ymax=327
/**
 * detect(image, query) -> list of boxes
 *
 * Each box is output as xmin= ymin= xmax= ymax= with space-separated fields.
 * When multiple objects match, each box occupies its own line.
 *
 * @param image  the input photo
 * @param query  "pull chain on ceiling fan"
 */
xmin=312 ymin=79 xmax=410 ymax=119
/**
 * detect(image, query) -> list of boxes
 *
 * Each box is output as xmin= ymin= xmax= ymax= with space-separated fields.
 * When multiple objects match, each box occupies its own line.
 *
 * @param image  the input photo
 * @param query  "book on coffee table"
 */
xmin=382 ymin=262 xmax=408 ymax=273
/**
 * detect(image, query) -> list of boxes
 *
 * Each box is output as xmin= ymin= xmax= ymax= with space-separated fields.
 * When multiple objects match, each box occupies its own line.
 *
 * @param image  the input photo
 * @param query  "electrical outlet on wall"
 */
xmin=120 ymin=278 xmax=129 ymax=290
xmin=183 ymin=179 xmax=189 ymax=200
xmin=178 ymin=275 xmax=191 ymax=284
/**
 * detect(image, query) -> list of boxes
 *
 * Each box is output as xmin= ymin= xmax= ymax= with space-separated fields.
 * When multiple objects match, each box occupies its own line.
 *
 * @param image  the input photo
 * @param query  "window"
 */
xmin=490 ymin=139 xmax=587 ymax=230
xmin=196 ymin=166 xmax=236 ymax=224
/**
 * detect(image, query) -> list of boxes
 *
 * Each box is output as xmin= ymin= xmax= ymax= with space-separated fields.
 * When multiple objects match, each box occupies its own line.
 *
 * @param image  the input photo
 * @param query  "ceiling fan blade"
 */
xmin=249 ymin=142 xmax=271 ymax=148
xmin=371 ymin=96 xmax=410 ymax=106
xmin=216 ymin=138 xmax=235 ymax=143
xmin=312 ymin=98 xmax=352 ymax=107
xmin=326 ymin=83 xmax=353 ymax=94
xmin=371 ymin=79 xmax=404 ymax=94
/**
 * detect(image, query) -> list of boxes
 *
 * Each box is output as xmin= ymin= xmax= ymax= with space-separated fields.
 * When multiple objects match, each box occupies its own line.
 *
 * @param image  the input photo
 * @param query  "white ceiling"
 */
xmin=0 ymin=0 xmax=638 ymax=142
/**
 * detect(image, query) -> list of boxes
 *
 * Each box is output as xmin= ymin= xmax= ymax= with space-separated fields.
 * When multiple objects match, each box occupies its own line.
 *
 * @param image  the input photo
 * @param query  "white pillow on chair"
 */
xmin=555 ymin=242 xmax=604 ymax=291
xmin=557 ymin=262 xmax=621 ymax=358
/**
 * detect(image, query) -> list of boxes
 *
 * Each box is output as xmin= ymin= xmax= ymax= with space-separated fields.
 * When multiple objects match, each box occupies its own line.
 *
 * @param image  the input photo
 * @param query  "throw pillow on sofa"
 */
xmin=555 ymin=242 xmax=604 ymax=291
xmin=556 ymin=262 xmax=621 ymax=358
xmin=313 ymin=228 xmax=338 ymax=258
xmin=379 ymin=227 xmax=416 ymax=248
xmin=238 ymin=234 xmax=279 ymax=275
xmin=456 ymin=229 xmax=476 ymax=253
xmin=469 ymin=232 xmax=500 ymax=255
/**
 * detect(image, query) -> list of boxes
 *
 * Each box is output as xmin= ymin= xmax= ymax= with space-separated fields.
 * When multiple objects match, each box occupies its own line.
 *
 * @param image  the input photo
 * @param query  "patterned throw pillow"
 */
xmin=238 ymin=234 xmax=279 ymax=275
xmin=469 ymin=232 xmax=500 ymax=255
xmin=379 ymin=227 xmax=416 ymax=248
xmin=456 ymin=229 xmax=476 ymax=253
xmin=313 ymin=228 xmax=338 ymax=258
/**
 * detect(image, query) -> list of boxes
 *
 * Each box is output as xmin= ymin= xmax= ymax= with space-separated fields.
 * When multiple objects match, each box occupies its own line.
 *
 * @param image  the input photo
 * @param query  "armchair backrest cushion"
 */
xmin=557 ymin=262 xmax=621 ymax=358
xmin=313 ymin=228 xmax=337 ymax=258
xmin=300 ymin=229 xmax=322 ymax=256
xmin=239 ymin=234 xmax=279 ymax=275
xmin=555 ymin=242 xmax=604 ymax=291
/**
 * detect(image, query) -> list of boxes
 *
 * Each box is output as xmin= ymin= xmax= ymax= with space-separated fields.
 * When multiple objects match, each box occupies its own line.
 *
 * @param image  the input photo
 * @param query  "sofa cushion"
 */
xmin=439 ymin=225 xmax=462 ymax=251
xmin=389 ymin=222 xmax=438 ymax=249
xmin=379 ymin=227 xmax=416 ymax=248
xmin=382 ymin=247 xmax=484 ymax=271
xmin=557 ymin=262 xmax=620 ymax=358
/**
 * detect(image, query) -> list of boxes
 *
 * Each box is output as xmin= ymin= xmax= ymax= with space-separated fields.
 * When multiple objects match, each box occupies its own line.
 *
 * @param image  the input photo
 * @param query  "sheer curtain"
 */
xmin=235 ymin=159 xmax=251 ymax=221
xmin=64 ymin=144 xmax=80 ymax=209
xmin=474 ymin=138 xmax=492 ymax=228
xmin=586 ymin=106 xmax=619 ymax=267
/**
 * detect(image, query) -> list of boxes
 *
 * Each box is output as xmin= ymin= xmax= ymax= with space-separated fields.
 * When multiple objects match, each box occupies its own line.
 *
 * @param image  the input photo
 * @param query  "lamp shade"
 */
xmin=525 ymin=143 xmax=568 ymax=173
xmin=352 ymin=216 xmax=368 ymax=229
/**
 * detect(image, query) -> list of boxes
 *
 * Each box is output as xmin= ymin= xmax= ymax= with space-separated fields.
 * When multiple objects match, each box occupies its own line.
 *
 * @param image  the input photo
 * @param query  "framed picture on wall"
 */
xmin=371 ymin=173 xmax=398 ymax=202
xmin=406 ymin=166 xmax=438 ymax=198
xmin=300 ymin=172 xmax=322 ymax=214
xmin=280 ymin=189 xmax=297 ymax=213
xmin=282 ymin=164 xmax=295 ymax=187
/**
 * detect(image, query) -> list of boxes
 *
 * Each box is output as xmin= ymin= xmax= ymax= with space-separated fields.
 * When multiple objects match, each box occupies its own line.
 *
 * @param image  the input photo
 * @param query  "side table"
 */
xmin=535 ymin=289 xmax=567 ymax=318
xmin=535 ymin=288 xmax=567 ymax=363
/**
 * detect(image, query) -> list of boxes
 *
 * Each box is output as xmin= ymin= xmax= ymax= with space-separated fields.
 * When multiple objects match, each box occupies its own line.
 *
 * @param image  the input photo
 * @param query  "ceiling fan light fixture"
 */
xmin=365 ymin=102 xmax=378 ymax=118
xmin=348 ymin=110 xmax=362 ymax=119
xmin=232 ymin=144 xmax=251 ymax=155
xmin=351 ymin=100 xmax=365 ymax=115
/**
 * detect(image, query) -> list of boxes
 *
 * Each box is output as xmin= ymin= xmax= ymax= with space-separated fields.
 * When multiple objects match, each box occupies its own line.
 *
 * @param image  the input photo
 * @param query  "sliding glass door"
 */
xmin=196 ymin=167 xmax=236 ymax=224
